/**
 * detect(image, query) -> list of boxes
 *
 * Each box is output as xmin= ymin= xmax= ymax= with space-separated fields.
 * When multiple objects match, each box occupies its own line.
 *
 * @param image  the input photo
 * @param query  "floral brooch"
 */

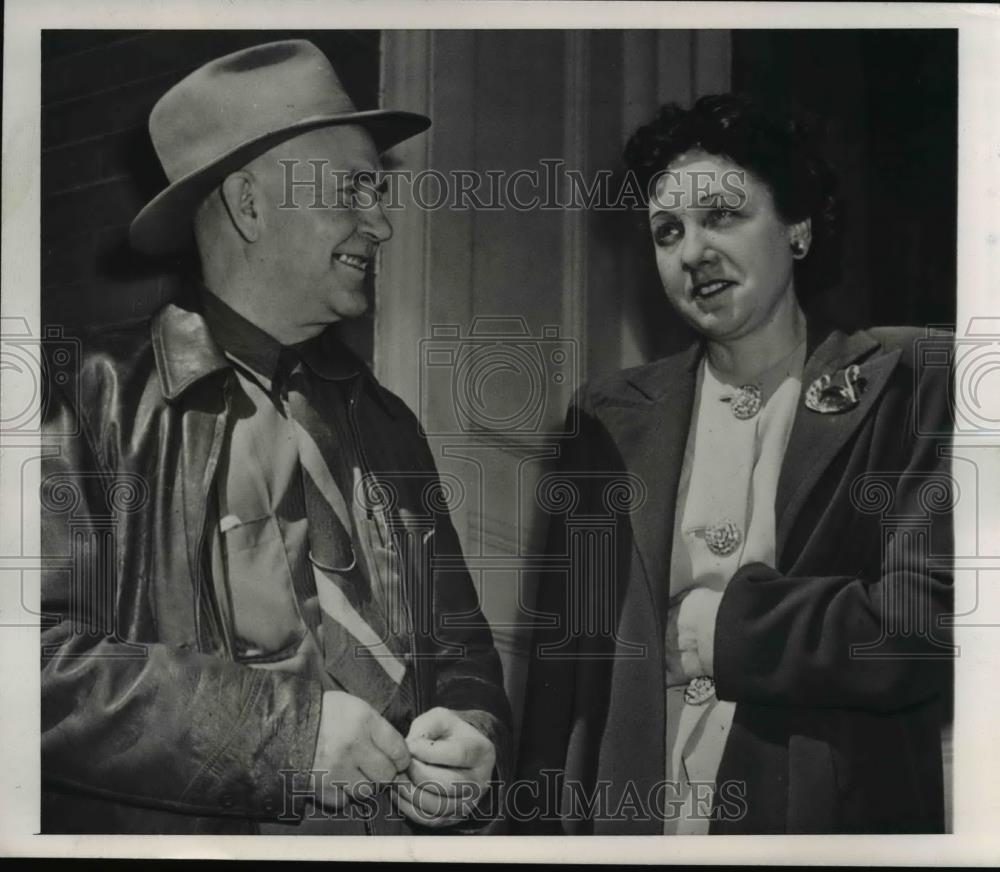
xmin=684 ymin=676 xmax=716 ymax=706
xmin=723 ymin=384 xmax=763 ymax=420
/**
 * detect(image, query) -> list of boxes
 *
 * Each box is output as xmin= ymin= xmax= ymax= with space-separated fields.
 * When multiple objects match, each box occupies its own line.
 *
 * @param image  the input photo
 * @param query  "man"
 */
xmin=41 ymin=39 xmax=511 ymax=835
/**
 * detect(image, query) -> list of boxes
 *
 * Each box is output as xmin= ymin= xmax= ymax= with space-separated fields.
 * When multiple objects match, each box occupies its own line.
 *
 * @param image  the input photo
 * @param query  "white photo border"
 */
xmin=3 ymin=0 xmax=999 ymax=863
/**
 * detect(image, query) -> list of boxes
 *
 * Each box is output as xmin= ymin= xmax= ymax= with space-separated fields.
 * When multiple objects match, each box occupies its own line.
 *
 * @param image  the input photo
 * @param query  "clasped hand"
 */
xmin=665 ymin=586 xmax=723 ymax=687
xmin=312 ymin=693 xmax=495 ymax=828
xmin=393 ymin=706 xmax=496 ymax=828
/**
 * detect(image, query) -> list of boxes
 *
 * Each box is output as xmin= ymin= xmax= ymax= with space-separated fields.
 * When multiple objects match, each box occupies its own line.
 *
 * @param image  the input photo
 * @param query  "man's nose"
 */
xmin=358 ymin=200 xmax=393 ymax=244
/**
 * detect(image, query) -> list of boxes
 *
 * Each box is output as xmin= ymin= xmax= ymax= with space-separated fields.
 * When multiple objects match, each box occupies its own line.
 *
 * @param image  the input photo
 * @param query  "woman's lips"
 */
xmin=691 ymin=279 xmax=735 ymax=300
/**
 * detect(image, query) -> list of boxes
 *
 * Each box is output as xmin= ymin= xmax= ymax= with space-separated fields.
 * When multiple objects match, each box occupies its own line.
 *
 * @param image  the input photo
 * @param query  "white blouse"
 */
xmin=663 ymin=342 xmax=806 ymax=835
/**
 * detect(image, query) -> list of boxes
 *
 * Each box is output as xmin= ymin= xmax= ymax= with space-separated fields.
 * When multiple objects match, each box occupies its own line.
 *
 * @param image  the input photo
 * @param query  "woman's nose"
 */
xmin=679 ymin=223 xmax=712 ymax=269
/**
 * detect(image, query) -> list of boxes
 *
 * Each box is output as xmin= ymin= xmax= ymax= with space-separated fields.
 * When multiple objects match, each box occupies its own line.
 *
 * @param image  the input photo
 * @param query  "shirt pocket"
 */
xmin=221 ymin=513 xmax=306 ymax=659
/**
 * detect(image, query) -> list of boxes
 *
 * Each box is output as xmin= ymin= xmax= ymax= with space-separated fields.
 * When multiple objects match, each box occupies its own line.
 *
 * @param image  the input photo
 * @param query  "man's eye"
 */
xmin=347 ymin=175 xmax=386 ymax=209
xmin=652 ymin=222 xmax=681 ymax=246
xmin=327 ymin=184 xmax=354 ymax=209
xmin=347 ymin=186 xmax=382 ymax=209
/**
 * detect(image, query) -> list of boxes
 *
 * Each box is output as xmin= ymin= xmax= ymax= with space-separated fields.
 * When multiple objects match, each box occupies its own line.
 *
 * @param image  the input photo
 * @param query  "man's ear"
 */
xmin=219 ymin=171 xmax=262 ymax=244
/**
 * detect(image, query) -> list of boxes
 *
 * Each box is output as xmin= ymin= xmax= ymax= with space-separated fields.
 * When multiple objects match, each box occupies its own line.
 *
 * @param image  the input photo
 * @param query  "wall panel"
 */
xmin=379 ymin=29 xmax=731 ymax=737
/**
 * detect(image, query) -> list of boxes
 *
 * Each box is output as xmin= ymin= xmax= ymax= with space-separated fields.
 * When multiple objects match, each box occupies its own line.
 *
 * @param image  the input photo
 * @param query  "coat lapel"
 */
xmin=775 ymin=327 xmax=902 ymax=560
xmin=593 ymin=344 xmax=701 ymax=632
xmin=152 ymin=304 xmax=234 ymax=649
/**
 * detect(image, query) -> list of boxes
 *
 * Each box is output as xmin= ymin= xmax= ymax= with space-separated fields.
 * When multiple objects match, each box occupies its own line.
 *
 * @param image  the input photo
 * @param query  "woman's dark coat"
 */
xmin=517 ymin=324 xmax=953 ymax=834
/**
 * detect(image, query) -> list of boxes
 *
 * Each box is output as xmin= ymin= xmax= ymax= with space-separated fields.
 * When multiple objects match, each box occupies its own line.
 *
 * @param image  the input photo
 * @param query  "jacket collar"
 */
xmin=152 ymin=302 xmax=230 ymax=402
xmin=200 ymin=289 xmax=284 ymax=384
xmin=594 ymin=342 xmax=703 ymax=632
xmin=619 ymin=316 xmax=868 ymax=401
xmin=621 ymin=341 xmax=703 ymax=403
xmin=775 ymin=324 xmax=897 ymax=559
xmin=801 ymin=320 xmax=882 ymax=380
xmin=151 ymin=300 xmax=398 ymax=418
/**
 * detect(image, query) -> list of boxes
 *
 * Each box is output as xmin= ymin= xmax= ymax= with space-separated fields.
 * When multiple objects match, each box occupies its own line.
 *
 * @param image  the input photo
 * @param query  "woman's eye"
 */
xmin=652 ymin=222 xmax=682 ymax=246
xmin=704 ymin=208 xmax=737 ymax=227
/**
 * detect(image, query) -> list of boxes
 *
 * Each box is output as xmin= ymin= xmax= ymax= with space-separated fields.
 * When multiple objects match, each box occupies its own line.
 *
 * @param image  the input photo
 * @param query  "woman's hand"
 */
xmin=665 ymin=587 xmax=724 ymax=686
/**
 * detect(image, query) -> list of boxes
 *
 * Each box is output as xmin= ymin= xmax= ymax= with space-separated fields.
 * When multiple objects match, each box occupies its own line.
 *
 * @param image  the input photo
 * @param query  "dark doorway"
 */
xmin=732 ymin=29 xmax=958 ymax=330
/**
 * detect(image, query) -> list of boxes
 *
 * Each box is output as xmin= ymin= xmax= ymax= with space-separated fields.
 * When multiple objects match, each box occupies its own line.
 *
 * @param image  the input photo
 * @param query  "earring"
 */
xmin=790 ymin=239 xmax=806 ymax=257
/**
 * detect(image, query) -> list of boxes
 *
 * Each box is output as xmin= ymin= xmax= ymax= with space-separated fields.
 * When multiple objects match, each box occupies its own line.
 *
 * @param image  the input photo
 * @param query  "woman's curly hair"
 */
xmin=623 ymin=93 xmax=844 ymax=297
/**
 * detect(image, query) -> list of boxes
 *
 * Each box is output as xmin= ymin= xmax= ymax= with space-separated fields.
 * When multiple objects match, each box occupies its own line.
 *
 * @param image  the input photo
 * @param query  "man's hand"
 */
xmin=311 ymin=690 xmax=411 ymax=810
xmin=391 ymin=707 xmax=496 ymax=829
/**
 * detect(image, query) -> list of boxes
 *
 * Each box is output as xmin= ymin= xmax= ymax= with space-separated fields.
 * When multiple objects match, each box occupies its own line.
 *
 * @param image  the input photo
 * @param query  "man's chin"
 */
xmin=329 ymin=291 xmax=370 ymax=321
xmin=341 ymin=302 xmax=370 ymax=320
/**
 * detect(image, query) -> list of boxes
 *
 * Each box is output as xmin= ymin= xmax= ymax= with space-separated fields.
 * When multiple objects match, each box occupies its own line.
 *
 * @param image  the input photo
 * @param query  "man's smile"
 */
xmin=332 ymin=252 xmax=372 ymax=273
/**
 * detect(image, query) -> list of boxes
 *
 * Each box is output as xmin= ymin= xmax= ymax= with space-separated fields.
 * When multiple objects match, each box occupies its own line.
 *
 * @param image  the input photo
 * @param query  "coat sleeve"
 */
xmin=425 ymin=492 xmax=514 ymax=832
xmin=713 ymin=348 xmax=954 ymax=714
xmin=41 ymin=382 xmax=323 ymax=820
xmin=393 ymin=409 xmax=513 ymax=827
xmin=426 ymin=493 xmax=513 ymax=768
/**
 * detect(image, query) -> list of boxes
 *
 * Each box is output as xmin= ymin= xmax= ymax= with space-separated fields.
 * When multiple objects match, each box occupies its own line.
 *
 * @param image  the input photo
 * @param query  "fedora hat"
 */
xmin=129 ymin=39 xmax=430 ymax=254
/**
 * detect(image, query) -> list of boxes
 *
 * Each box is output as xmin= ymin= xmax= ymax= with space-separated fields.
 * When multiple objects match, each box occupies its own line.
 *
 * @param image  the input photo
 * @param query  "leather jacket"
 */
xmin=40 ymin=300 xmax=512 ymax=834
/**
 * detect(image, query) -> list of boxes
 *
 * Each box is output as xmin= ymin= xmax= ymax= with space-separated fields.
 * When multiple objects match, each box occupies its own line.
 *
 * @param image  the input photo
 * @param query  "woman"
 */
xmin=516 ymin=94 xmax=953 ymax=834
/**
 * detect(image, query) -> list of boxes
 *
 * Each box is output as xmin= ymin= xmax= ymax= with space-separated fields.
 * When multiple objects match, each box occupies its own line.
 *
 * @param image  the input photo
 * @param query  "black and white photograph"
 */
xmin=2 ymin=0 xmax=999 ymax=864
